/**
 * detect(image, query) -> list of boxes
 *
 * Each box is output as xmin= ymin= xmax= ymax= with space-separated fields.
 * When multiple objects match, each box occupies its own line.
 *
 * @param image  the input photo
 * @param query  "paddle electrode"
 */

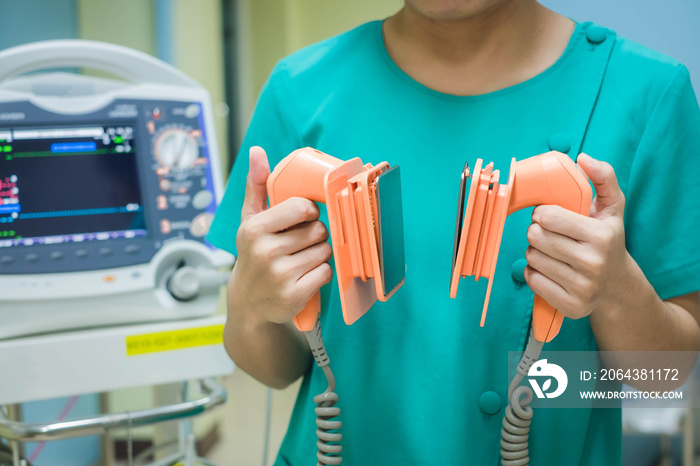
xmin=267 ymin=147 xmax=406 ymax=466
xmin=451 ymin=151 xmax=592 ymax=465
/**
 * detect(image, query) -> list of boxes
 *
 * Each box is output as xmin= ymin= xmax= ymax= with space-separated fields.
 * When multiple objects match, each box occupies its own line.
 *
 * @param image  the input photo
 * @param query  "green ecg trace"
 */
xmin=7 ymin=148 xmax=133 ymax=159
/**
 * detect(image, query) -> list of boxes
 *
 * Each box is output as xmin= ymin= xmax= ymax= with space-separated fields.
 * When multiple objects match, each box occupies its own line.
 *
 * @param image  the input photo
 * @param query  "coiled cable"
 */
xmin=500 ymin=331 xmax=543 ymax=466
xmin=305 ymin=316 xmax=342 ymax=466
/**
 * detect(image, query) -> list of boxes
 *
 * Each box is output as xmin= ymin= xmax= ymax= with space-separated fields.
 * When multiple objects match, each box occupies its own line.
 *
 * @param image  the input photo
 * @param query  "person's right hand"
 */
xmin=228 ymin=146 xmax=333 ymax=327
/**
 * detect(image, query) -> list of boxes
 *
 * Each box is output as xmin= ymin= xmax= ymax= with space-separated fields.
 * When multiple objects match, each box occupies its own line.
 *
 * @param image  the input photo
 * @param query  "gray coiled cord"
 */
xmin=501 ymin=331 xmax=543 ymax=466
xmin=305 ymin=317 xmax=342 ymax=466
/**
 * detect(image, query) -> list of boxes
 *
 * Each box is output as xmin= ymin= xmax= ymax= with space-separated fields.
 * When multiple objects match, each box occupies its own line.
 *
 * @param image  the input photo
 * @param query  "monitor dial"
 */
xmin=155 ymin=129 xmax=199 ymax=170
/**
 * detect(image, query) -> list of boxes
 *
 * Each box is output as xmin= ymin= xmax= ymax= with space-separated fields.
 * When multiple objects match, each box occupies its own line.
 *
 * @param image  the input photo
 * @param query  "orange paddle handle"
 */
xmin=533 ymin=294 xmax=565 ymax=343
xmin=451 ymin=151 xmax=592 ymax=343
xmin=293 ymin=291 xmax=322 ymax=332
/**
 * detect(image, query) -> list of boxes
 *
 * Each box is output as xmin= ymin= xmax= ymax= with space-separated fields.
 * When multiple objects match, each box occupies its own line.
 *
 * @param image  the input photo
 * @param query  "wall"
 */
xmin=172 ymin=0 xmax=229 ymax=167
xmin=0 ymin=0 xmax=77 ymax=49
xmin=539 ymin=0 xmax=700 ymax=100
xmin=239 ymin=0 xmax=401 ymax=123
xmin=76 ymin=0 xmax=155 ymax=55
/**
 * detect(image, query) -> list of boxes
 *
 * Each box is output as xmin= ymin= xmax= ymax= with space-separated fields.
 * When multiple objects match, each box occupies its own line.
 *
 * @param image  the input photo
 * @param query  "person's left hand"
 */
xmin=524 ymin=153 xmax=635 ymax=320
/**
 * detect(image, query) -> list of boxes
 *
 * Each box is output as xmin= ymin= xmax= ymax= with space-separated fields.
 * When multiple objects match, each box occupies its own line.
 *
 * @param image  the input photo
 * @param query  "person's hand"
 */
xmin=229 ymin=146 xmax=333 ymax=327
xmin=524 ymin=153 xmax=635 ymax=320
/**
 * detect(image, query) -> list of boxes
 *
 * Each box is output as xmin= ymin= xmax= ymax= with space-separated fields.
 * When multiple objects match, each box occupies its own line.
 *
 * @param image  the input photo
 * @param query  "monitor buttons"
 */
xmin=51 ymin=252 xmax=65 ymax=261
xmin=192 ymin=190 xmax=213 ymax=209
xmin=76 ymin=249 xmax=89 ymax=259
xmin=0 ymin=255 xmax=14 ymax=265
xmin=185 ymin=104 xmax=200 ymax=118
xmin=160 ymin=219 xmax=172 ymax=234
xmin=26 ymin=253 xmax=39 ymax=263
xmin=99 ymin=248 xmax=113 ymax=257
xmin=125 ymin=245 xmax=141 ymax=255
xmin=160 ymin=179 xmax=172 ymax=192
xmin=190 ymin=212 xmax=214 ymax=237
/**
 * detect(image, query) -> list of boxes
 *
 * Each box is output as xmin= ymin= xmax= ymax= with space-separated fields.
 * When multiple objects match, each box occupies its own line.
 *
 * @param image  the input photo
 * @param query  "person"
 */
xmin=207 ymin=0 xmax=700 ymax=464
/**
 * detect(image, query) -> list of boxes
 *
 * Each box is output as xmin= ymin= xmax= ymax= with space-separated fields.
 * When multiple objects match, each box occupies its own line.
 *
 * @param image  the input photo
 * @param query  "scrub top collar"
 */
xmin=374 ymin=20 xmax=613 ymax=107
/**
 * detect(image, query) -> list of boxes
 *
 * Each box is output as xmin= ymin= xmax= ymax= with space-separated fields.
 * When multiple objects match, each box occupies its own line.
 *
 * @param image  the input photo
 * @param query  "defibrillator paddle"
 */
xmin=267 ymin=147 xmax=405 ymax=465
xmin=450 ymin=151 xmax=592 ymax=342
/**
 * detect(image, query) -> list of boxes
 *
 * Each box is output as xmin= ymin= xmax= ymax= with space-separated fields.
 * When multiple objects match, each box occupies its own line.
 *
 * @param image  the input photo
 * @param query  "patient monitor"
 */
xmin=0 ymin=40 xmax=233 ymax=339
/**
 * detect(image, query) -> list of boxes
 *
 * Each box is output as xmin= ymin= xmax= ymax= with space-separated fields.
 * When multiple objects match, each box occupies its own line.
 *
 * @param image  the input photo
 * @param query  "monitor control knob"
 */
xmin=155 ymin=129 xmax=199 ymax=170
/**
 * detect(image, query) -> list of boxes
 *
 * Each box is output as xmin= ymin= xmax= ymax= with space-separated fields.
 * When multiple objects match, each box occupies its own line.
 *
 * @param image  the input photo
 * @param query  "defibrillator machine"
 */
xmin=0 ymin=40 xmax=234 ymax=339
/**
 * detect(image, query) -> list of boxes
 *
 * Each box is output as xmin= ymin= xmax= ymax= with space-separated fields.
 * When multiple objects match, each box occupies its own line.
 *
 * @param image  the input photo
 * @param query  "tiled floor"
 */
xmin=205 ymin=369 xmax=300 ymax=466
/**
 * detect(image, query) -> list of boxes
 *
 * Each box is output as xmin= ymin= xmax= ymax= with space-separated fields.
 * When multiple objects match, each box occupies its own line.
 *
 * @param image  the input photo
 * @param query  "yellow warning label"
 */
xmin=126 ymin=324 xmax=224 ymax=356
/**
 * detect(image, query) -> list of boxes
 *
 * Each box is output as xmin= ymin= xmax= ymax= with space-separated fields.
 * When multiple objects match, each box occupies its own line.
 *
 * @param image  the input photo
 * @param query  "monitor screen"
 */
xmin=0 ymin=123 xmax=146 ymax=247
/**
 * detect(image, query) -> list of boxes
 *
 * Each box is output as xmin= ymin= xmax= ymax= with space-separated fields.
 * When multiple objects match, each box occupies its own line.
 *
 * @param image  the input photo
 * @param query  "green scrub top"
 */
xmin=208 ymin=21 xmax=700 ymax=465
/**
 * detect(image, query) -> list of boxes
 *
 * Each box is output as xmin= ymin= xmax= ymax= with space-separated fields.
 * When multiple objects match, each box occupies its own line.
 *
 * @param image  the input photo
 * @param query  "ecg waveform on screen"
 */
xmin=19 ymin=204 xmax=142 ymax=220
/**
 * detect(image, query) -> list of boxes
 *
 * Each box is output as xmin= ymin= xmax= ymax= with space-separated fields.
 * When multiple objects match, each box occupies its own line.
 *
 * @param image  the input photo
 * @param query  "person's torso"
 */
xmin=269 ymin=19 xmax=679 ymax=465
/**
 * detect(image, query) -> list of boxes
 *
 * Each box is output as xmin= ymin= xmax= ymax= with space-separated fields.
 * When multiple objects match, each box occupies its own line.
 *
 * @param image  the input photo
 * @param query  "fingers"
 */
xmin=256 ymin=197 xmax=321 ymax=233
xmin=531 ymin=205 xmax=599 ymax=242
xmin=576 ymin=153 xmax=625 ymax=219
xmin=241 ymin=146 xmax=271 ymax=222
xmin=296 ymin=262 xmax=334 ymax=303
xmin=270 ymin=239 xmax=332 ymax=313
xmin=525 ymin=246 xmax=578 ymax=293
xmin=285 ymin=241 xmax=333 ymax=277
xmin=274 ymin=220 xmax=329 ymax=256
xmin=527 ymin=222 xmax=585 ymax=266
xmin=524 ymin=265 xmax=583 ymax=318
xmin=577 ymin=153 xmax=620 ymax=199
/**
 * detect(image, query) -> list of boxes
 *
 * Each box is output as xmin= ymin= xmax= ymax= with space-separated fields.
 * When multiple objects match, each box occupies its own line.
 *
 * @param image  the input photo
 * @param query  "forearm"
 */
xmin=224 ymin=270 xmax=312 ymax=389
xmin=590 ymin=253 xmax=700 ymax=352
xmin=224 ymin=315 xmax=311 ymax=389
xmin=589 ymin=253 xmax=700 ymax=390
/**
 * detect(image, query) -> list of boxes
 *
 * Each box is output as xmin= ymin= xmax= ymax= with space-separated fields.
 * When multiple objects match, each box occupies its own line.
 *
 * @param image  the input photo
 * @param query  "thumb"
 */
xmin=576 ymin=153 xmax=625 ymax=218
xmin=241 ymin=146 xmax=271 ymax=222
